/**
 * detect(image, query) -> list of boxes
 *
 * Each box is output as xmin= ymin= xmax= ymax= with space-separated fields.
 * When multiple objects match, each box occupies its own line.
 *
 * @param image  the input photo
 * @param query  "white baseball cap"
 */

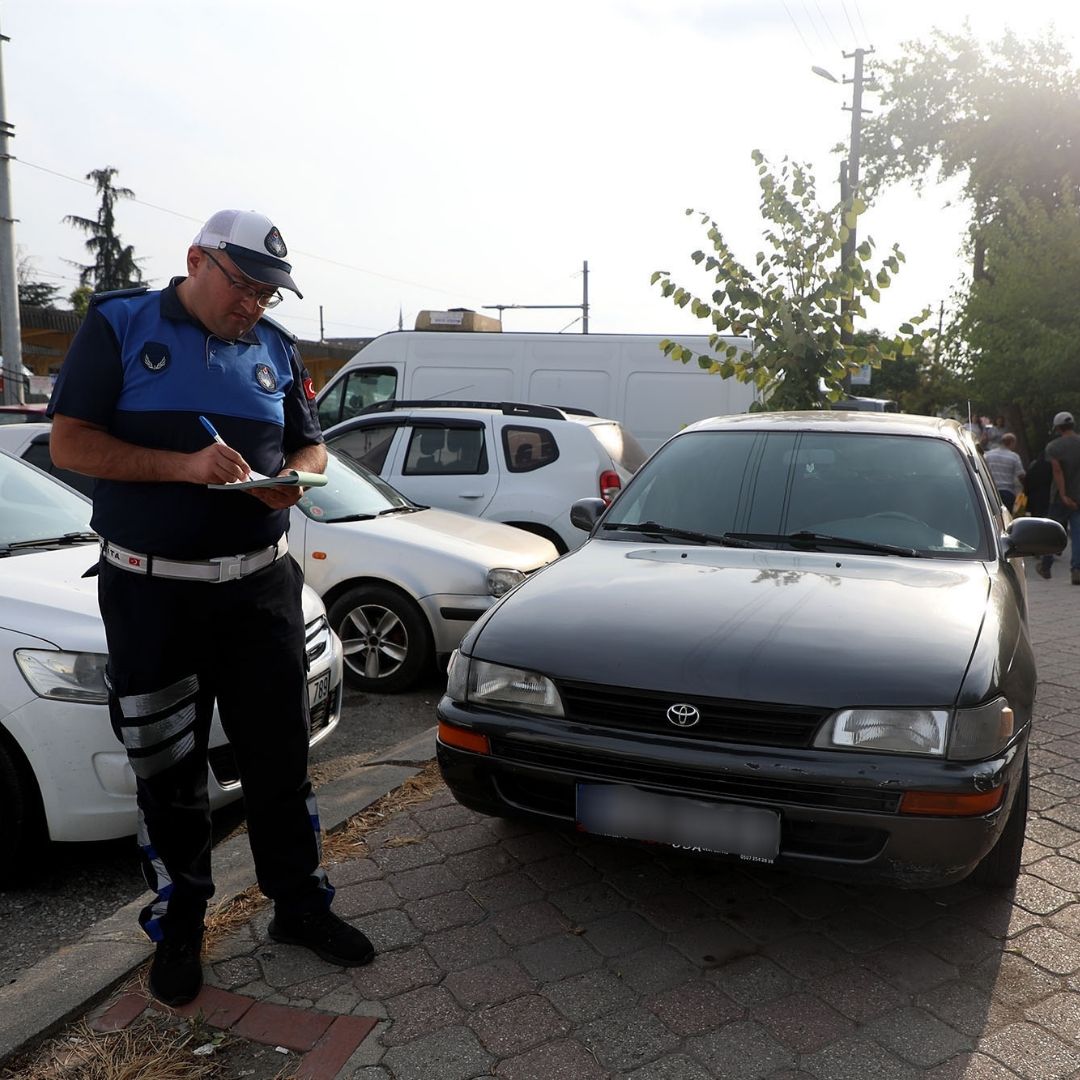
xmin=1053 ymin=411 xmax=1074 ymax=428
xmin=192 ymin=209 xmax=302 ymax=298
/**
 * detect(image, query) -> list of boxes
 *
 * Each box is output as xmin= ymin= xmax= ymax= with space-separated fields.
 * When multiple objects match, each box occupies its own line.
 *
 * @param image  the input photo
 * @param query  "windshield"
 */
xmin=295 ymin=448 xmax=414 ymax=522
xmin=602 ymin=430 xmax=989 ymax=558
xmin=0 ymin=451 xmax=94 ymax=545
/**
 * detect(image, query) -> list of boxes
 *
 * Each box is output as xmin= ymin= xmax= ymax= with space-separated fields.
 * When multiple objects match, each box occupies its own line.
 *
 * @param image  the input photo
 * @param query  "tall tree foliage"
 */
xmin=65 ymin=167 xmax=144 ymax=293
xmin=652 ymin=151 xmax=930 ymax=410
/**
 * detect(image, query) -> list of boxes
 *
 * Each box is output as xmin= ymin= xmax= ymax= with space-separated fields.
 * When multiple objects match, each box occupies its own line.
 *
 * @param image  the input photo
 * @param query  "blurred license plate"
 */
xmin=576 ymin=783 xmax=779 ymax=863
xmin=308 ymin=672 xmax=330 ymax=708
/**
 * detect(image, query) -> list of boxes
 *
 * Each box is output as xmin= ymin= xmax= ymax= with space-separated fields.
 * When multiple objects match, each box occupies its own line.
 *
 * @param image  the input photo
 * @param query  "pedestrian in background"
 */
xmin=1040 ymin=411 xmax=1080 ymax=583
xmin=47 ymin=209 xmax=375 ymax=1007
xmin=984 ymin=414 xmax=1009 ymax=449
xmin=984 ymin=433 xmax=1025 ymax=513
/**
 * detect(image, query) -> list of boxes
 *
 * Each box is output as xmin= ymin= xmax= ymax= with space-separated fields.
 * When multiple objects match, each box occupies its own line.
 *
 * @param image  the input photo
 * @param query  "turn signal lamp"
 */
xmin=438 ymin=720 xmax=491 ymax=755
xmin=899 ymin=786 xmax=1005 ymax=816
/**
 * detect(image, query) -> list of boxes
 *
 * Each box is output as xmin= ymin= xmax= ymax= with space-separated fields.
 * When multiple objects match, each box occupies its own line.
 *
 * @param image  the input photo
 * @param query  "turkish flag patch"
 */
xmin=303 ymin=377 xmax=316 ymax=400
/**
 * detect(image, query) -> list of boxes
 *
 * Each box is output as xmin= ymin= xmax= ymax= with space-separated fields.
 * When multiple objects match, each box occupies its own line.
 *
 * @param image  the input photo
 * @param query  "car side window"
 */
xmin=329 ymin=424 xmax=399 ymax=473
xmin=503 ymin=425 xmax=559 ymax=473
xmin=404 ymin=425 xmax=487 ymax=475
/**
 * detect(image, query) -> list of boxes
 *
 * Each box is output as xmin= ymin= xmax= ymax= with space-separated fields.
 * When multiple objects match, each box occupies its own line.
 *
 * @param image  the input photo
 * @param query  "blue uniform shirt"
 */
xmin=48 ymin=281 xmax=323 ymax=559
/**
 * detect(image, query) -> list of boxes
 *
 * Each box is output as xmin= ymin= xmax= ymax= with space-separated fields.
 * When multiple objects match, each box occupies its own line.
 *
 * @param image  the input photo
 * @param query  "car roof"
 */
xmin=680 ymin=410 xmax=970 ymax=445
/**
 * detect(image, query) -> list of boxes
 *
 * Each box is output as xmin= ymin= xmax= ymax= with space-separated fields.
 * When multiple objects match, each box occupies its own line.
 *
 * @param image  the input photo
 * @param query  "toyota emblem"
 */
xmin=667 ymin=703 xmax=700 ymax=728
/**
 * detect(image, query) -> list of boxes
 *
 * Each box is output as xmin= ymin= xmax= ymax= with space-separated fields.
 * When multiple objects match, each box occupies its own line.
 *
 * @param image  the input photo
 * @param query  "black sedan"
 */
xmin=436 ymin=412 xmax=1066 ymax=889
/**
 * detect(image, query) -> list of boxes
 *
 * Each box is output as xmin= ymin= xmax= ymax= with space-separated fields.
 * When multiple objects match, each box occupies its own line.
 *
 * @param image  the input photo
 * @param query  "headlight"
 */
xmin=445 ymin=653 xmax=563 ymax=717
xmin=814 ymin=708 xmax=949 ymax=756
xmin=486 ymin=568 xmax=526 ymax=597
xmin=948 ymin=697 xmax=1015 ymax=761
xmin=15 ymin=649 xmax=109 ymax=704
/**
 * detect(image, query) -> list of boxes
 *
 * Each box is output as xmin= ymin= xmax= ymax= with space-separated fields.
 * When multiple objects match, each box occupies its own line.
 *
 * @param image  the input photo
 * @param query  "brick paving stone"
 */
xmin=404 ymin=890 xmax=486 ymax=934
xmin=152 ymin=985 xmax=256 ymax=1027
xmin=686 ymin=1018 xmax=797 ymax=1078
xmin=522 ymin=852 xmax=597 ymax=891
xmin=923 ymin=1052 xmax=1024 ymax=1079
xmin=669 ymin=919 xmax=758 ymax=968
xmin=811 ymin=964 xmax=908 ymax=1023
xmin=468 ymin=993 xmax=571 ymax=1056
xmin=485 ymin=816 xmax=540 ymax=839
xmin=258 ymin=943 xmax=341 ymax=988
xmin=866 ymin=1005 xmax=973 ymax=1068
xmin=854 ymin=888 xmax=948 ymax=930
xmin=1024 ymin=991 xmax=1080 ymax=1040
xmin=1012 ymin=925 xmax=1080 ymax=974
xmin=801 ymin=1034 xmax=920 ymax=1080
xmin=865 ymin=942 xmax=960 ymax=992
xmin=381 ymin=984 xmax=465 ymax=1047
xmin=515 ymin=931 xmax=602 ymax=981
xmin=1028 ymin=855 xmax=1080 ymax=893
xmin=625 ymin=1052 xmax=715 ymax=1079
xmin=958 ymin=894 xmax=1044 ymax=941
xmin=548 ymin=881 xmax=630 ymax=923
xmin=365 ymin=814 xmax=422 ymax=846
xmin=579 ymin=910 xmax=662 ymax=956
xmin=494 ymin=1037 xmax=609 ymax=1079
xmin=772 ymin=878 xmax=856 ymax=921
xmin=604 ymin=862 xmax=680 ymax=901
xmin=1024 ymin=818 xmax=1080 ymax=849
xmin=296 ymin=1015 xmax=378 ymax=1080
xmin=1023 ymin=842 xmax=1055 ymax=866
xmin=211 ymin=955 xmax=263 ymax=989
xmin=445 ymin=844 xmax=519 ymax=882
xmin=360 ymin=908 xmax=423 ymax=953
xmin=466 ymin=869 xmax=545 ymax=913
xmin=442 ymin=956 xmax=535 ymax=1009
xmin=571 ymin=834 xmax=653 ymax=872
xmin=635 ymin=888 xmax=718 ymax=933
xmin=763 ymin=931 xmax=854 ymax=981
xmin=292 ymin=973 xmax=351 ymax=1003
xmin=425 ymin=921 xmax=508 ymax=971
xmin=916 ymin=979 xmax=1016 ymax=1038
xmin=333 ymin=879 xmax=401 ymax=918
xmin=978 ymin=1021 xmax=1080 ymax=1079
xmin=380 ymin=1024 xmax=493 ymax=1080
xmin=89 ymin=991 xmax=147 ymax=1032
xmin=387 ymin=863 xmax=462 ymax=902
xmin=755 ymin=991 xmax=857 ymax=1054
xmin=490 ymin=900 xmax=570 ymax=946
xmin=919 ymin=917 xmax=1002 ymax=968
xmin=820 ymin=909 xmax=903 ymax=955
xmin=645 ymin=979 xmax=743 ymax=1036
xmin=578 ymin=1004 xmax=681 ymax=1072
xmin=411 ymin=802 xmax=481 ymax=832
xmin=1050 ymin=903 xmax=1080 ymax=937
xmin=351 ymin=945 xmax=442 ymax=999
xmin=1035 ymin=774 xmax=1080 ymax=799
xmin=428 ymin=822 xmax=499 ymax=855
xmin=719 ymin=896 xmax=807 ymax=946
xmin=543 ymin=967 xmax=638 ymax=1022
xmin=611 ymin=943 xmax=700 ymax=994
xmin=367 ymin=839 xmax=444 ymax=874
xmin=232 ymin=999 xmax=334 ymax=1052
xmin=971 ymin=953 xmax=1062 ymax=1008
xmin=500 ymin=830 xmax=569 ymax=863
xmin=706 ymin=953 xmax=800 ymax=1006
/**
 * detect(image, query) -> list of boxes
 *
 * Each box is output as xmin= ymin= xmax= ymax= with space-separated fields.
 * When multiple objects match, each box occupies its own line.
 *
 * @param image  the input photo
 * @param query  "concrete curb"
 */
xmin=0 ymin=724 xmax=438 ymax=1068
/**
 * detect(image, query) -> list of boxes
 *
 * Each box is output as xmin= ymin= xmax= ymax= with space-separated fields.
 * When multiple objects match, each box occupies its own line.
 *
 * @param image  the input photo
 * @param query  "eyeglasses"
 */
xmin=202 ymin=249 xmax=283 ymax=309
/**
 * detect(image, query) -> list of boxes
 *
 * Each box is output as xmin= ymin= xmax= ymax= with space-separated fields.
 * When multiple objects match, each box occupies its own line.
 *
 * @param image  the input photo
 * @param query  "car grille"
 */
xmin=555 ymin=678 xmax=831 ymax=749
xmin=489 ymin=738 xmax=902 ymax=814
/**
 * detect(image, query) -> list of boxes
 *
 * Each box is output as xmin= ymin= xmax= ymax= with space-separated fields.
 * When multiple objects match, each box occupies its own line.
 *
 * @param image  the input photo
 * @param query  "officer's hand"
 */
xmin=188 ymin=444 xmax=251 ymax=485
xmin=248 ymin=484 xmax=305 ymax=510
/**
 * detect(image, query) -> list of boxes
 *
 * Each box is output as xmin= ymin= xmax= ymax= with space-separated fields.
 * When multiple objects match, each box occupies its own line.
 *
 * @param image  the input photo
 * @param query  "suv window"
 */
xmin=329 ymin=423 xmax=400 ymax=473
xmin=587 ymin=422 xmax=648 ymax=472
xmin=319 ymin=368 xmax=398 ymax=429
xmin=503 ymin=425 xmax=559 ymax=473
xmin=404 ymin=424 xmax=487 ymax=475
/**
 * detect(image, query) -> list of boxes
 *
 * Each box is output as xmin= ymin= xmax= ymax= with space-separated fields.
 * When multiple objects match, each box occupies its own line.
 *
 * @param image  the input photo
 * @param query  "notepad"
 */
xmin=208 ymin=470 xmax=328 ymax=491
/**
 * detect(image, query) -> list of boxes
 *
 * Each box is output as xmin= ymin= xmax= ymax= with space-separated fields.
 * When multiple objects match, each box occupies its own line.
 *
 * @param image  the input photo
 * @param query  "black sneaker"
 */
xmin=148 ymin=933 xmax=204 ymax=1006
xmin=1036 ymin=564 xmax=1052 ymax=580
xmin=268 ymin=908 xmax=375 ymax=966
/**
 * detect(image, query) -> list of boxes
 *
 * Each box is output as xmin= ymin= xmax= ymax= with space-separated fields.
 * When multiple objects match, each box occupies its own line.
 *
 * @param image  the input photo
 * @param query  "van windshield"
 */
xmin=319 ymin=368 xmax=399 ymax=428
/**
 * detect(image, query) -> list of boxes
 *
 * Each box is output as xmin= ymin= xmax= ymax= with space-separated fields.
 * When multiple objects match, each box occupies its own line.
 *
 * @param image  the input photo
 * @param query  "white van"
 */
xmin=315 ymin=325 xmax=757 ymax=454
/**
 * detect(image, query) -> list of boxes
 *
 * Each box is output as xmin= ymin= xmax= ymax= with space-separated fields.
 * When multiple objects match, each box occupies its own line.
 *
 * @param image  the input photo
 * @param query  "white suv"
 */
xmin=322 ymin=401 xmax=647 ymax=552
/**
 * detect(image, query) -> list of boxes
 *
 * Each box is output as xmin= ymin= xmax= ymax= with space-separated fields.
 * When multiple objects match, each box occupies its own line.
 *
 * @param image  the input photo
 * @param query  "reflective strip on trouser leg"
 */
xmin=136 ymin=810 xmax=173 ymax=943
xmin=116 ymin=674 xmax=199 ymax=779
xmin=306 ymin=791 xmax=334 ymax=908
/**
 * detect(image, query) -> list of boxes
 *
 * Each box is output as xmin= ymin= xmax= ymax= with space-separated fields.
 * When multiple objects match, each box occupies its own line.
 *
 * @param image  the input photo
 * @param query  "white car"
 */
xmin=291 ymin=449 xmax=559 ymax=692
xmin=322 ymin=402 xmax=647 ymax=552
xmin=0 ymin=449 xmax=343 ymax=877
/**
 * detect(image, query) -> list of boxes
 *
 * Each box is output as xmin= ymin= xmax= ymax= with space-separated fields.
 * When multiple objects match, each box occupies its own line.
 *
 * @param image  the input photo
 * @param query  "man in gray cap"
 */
xmin=48 ymin=210 xmax=374 ymax=1007
xmin=1038 ymin=411 xmax=1080 ymax=583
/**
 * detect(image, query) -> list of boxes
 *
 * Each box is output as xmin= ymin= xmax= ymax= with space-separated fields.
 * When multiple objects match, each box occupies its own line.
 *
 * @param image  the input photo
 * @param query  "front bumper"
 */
xmin=435 ymin=697 xmax=1028 ymax=889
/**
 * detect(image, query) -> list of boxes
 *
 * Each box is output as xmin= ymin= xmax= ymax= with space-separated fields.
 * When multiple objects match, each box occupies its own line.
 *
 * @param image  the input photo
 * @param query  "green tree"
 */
xmin=69 ymin=285 xmax=93 ymax=318
xmin=652 ymin=151 xmax=930 ymax=410
xmin=17 ymin=280 xmax=59 ymax=308
xmin=65 ymin=167 xmax=145 ymax=292
xmin=850 ymin=327 xmax=967 ymax=418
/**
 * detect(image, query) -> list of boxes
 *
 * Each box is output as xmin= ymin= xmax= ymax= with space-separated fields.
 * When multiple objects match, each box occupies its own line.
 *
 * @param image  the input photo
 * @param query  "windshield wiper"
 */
xmin=377 ymin=506 xmax=421 ymax=516
xmin=0 ymin=531 xmax=99 ymax=556
xmin=601 ymin=521 xmax=759 ymax=547
xmin=727 ymin=530 xmax=922 ymax=558
xmin=322 ymin=513 xmax=376 ymax=524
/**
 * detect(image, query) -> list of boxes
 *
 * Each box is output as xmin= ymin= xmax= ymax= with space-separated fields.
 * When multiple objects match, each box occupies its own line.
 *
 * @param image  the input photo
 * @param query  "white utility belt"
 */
xmin=102 ymin=536 xmax=288 ymax=584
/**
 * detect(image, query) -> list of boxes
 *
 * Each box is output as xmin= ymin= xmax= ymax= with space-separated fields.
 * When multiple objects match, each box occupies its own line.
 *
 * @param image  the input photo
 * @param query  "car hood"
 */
xmin=469 ymin=542 xmax=992 ymax=708
xmin=0 ymin=544 xmax=105 ymax=652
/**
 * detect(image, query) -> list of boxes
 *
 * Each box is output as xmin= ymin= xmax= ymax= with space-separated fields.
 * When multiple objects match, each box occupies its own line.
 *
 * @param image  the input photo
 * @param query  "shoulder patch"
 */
xmin=257 ymin=312 xmax=299 ymax=344
xmin=89 ymin=285 xmax=150 ymax=307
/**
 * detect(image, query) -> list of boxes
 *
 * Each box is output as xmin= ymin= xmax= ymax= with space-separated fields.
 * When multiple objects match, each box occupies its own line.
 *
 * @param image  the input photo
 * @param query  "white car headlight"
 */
xmin=15 ymin=649 xmax=109 ymax=704
xmin=446 ymin=652 xmax=563 ymax=717
xmin=948 ymin=697 xmax=1015 ymax=761
xmin=487 ymin=568 xmax=526 ymax=597
xmin=814 ymin=708 xmax=949 ymax=756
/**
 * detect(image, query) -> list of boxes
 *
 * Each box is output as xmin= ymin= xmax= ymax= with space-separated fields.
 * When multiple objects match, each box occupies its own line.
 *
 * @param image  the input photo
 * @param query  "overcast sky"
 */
xmin=4 ymin=1 xmax=1077 ymax=344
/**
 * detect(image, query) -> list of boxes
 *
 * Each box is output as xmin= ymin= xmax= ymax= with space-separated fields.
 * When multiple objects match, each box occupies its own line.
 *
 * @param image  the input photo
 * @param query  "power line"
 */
xmin=852 ymin=0 xmax=872 ymax=49
xmin=799 ymin=1 xmax=827 ymax=52
xmin=839 ymin=1 xmax=861 ymax=48
xmin=780 ymin=0 xmax=813 ymax=56
xmin=812 ymin=0 xmax=842 ymax=50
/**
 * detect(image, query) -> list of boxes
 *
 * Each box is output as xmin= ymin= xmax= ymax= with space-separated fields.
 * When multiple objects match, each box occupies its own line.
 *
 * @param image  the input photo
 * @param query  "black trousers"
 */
xmin=99 ymin=552 xmax=332 ymax=942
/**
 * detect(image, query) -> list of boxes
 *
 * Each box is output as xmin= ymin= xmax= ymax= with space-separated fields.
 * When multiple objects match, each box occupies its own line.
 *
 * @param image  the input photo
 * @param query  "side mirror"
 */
xmin=570 ymin=497 xmax=607 ymax=533
xmin=1003 ymin=516 xmax=1068 ymax=558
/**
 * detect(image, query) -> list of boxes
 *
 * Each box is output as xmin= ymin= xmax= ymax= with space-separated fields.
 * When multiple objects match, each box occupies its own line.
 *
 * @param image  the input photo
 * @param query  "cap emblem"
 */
xmin=264 ymin=226 xmax=287 ymax=259
xmin=254 ymin=363 xmax=278 ymax=392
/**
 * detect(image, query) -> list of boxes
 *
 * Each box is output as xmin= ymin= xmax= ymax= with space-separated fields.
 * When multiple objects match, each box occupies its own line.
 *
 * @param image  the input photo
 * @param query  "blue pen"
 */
xmin=199 ymin=415 xmax=227 ymax=446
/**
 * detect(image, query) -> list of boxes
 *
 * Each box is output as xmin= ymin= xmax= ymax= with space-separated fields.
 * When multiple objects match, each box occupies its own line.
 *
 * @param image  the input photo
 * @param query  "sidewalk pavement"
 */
xmin=5 ymin=561 xmax=1080 ymax=1079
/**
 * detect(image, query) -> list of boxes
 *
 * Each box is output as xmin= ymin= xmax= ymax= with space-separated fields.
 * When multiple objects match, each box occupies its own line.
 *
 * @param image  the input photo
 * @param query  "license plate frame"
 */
xmin=308 ymin=671 xmax=331 ymax=709
xmin=575 ymin=783 xmax=780 ymax=863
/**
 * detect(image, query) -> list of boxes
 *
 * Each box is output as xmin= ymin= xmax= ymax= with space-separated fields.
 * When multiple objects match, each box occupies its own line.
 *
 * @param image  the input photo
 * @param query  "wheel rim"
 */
xmin=338 ymin=601 xmax=409 ymax=682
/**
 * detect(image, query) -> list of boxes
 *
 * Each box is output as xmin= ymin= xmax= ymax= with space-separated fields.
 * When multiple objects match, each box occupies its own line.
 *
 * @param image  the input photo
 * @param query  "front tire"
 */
xmin=970 ymin=757 xmax=1029 ymax=888
xmin=0 ymin=741 xmax=44 ymax=884
xmin=328 ymin=584 xmax=431 ymax=693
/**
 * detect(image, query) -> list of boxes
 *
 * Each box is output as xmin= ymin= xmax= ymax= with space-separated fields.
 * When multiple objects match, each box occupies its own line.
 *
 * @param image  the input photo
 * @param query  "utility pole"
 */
xmin=484 ymin=260 xmax=590 ymax=333
xmin=0 ymin=24 xmax=23 ymax=404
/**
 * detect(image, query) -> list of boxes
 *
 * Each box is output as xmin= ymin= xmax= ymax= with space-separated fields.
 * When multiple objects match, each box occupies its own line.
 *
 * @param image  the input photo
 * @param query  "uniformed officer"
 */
xmin=49 ymin=209 xmax=373 ymax=1006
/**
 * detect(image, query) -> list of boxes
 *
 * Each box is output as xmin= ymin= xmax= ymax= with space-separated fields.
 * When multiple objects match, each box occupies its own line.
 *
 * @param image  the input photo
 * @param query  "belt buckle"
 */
xmin=210 ymin=553 xmax=246 ymax=582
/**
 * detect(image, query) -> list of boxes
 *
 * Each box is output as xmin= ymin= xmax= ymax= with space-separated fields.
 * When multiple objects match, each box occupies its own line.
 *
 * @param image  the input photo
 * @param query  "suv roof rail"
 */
xmin=356 ymin=399 xmax=594 ymax=420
